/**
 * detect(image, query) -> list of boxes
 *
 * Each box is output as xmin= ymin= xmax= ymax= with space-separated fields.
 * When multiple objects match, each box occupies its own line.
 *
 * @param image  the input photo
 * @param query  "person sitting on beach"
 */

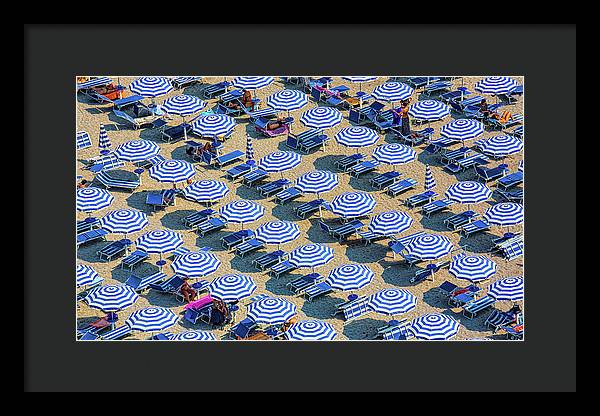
xmin=77 ymin=179 xmax=88 ymax=189
xmin=479 ymin=98 xmax=491 ymax=118
xmin=180 ymin=278 xmax=197 ymax=303
xmin=227 ymin=89 xmax=253 ymax=110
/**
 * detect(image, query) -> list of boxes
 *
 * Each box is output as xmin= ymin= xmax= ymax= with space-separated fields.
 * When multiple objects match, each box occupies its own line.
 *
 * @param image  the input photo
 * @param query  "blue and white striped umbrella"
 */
xmin=449 ymin=254 xmax=497 ymax=282
xmin=98 ymin=124 xmax=111 ymax=152
xmin=404 ymin=233 xmax=454 ymax=261
xmin=289 ymin=244 xmax=334 ymax=269
xmin=488 ymin=276 xmax=524 ymax=301
xmin=85 ymin=284 xmax=139 ymax=312
xmin=330 ymin=192 xmax=376 ymax=218
xmin=76 ymin=264 xmax=102 ymax=287
xmin=247 ymin=297 xmax=297 ymax=325
xmin=445 ymin=181 xmax=492 ymax=205
xmin=326 ymin=264 xmax=374 ymax=291
xmin=368 ymin=288 xmax=417 ymax=316
xmin=408 ymin=100 xmax=450 ymax=121
xmin=372 ymin=143 xmax=417 ymax=166
xmin=113 ymin=140 xmax=160 ymax=162
xmin=484 ymin=203 xmax=524 ymax=227
xmin=424 ymin=165 xmax=436 ymax=190
xmin=231 ymin=76 xmax=274 ymax=91
xmin=300 ymin=107 xmax=343 ymax=129
xmin=368 ymin=211 xmax=413 ymax=236
xmin=171 ymin=251 xmax=221 ymax=278
xmin=342 ymin=76 xmax=378 ymax=83
xmin=126 ymin=307 xmax=178 ymax=332
xmin=182 ymin=180 xmax=230 ymax=203
xmin=334 ymin=126 xmax=380 ymax=148
xmin=372 ymin=82 xmax=414 ymax=103
xmin=129 ymin=76 xmax=173 ymax=98
xmin=411 ymin=313 xmax=460 ymax=340
xmin=170 ymin=330 xmax=216 ymax=341
xmin=518 ymin=160 xmax=524 ymax=172
xmin=475 ymin=76 xmax=520 ymax=95
xmin=295 ymin=170 xmax=339 ymax=195
xmin=76 ymin=131 xmax=92 ymax=149
xmin=219 ymin=200 xmax=265 ymax=225
xmin=208 ymin=274 xmax=257 ymax=302
xmin=258 ymin=151 xmax=302 ymax=173
xmin=149 ymin=159 xmax=195 ymax=183
xmin=100 ymin=209 xmax=148 ymax=235
xmin=245 ymin=134 xmax=254 ymax=163
xmin=135 ymin=229 xmax=183 ymax=255
xmin=285 ymin=320 xmax=337 ymax=341
xmin=478 ymin=135 xmax=524 ymax=158
xmin=440 ymin=119 xmax=485 ymax=142
xmin=161 ymin=94 xmax=207 ymax=117
xmin=266 ymin=89 xmax=309 ymax=112
xmin=192 ymin=114 xmax=236 ymax=137
xmin=76 ymin=187 xmax=114 ymax=213
xmin=255 ymin=221 xmax=301 ymax=245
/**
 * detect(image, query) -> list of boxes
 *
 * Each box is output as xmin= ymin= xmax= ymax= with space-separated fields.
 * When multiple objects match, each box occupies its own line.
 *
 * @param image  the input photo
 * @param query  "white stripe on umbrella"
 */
xmin=404 ymin=234 xmax=454 ymax=261
xmin=219 ymin=200 xmax=265 ymax=226
xmin=85 ymin=285 xmax=139 ymax=312
xmin=411 ymin=313 xmax=460 ymax=340
xmin=300 ymin=107 xmax=343 ymax=129
xmin=288 ymin=244 xmax=334 ymax=269
xmin=135 ymin=229 xmax=184 ymax=255
xmin=129 ymin=76 xmax=173 ymax=98
xmin=247 ymin=297 xmax=297 ymax=325
xmin=368 ymin=211 xmax=413 ymax=236
xmin=192 ymin=114 xmax=236 ymax=137
xmin=126 ymin=307 xmax=178 ymax=332
xmin=100 ymin=209 xmax=148 ymax=236
xmin=171 ymin=251 xmax=221 ymax=278
xmin=285 ymin=320 xmax=337 ymax=340
xmin=330 ymin=192 xmax=376 ymax=219
xmin=182 ymin=180 xmax=230 ymax=203
xmin=76 ymin=187 xmax=114 ymax=213
xmin=76 ymin=264 xmax=102 ymax=287
xmin=448 ymin=254 xmax=497 ymax=282
xmin=334 ymin=126 xmax=380 ymax=148
xmin=487 ymin=276 xmax=524 ymax=301
xmin=484 ymin=203 xmax=524 ymax=227
xmin=113 ymin=140 xmax=160 ymax=162
xmin=208 ymin=274 xmax=257 ymax=302
xmin=255 ymin=221 xmax=301 ymax=246
xmin=295 ymin=170 xmax=339 ymax=196
xmin=326 ymin=264 xmax=374 ymax=291
xmin=368 ymin=288 xmax=417 ymax=316
xmin=149 ymin=159 xmax=196 ymax=183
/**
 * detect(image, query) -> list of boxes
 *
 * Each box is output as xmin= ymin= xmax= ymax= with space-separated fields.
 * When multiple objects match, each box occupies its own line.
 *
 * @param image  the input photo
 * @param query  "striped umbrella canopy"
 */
xmin=231 ymin=76 xmax=274 ymax=91
xmin=285 ymin=320 xmax=337 ymax=341
xmin=77 ymin=131 xmax=92 ymax=149
xmin=326 ymin=264 xmax=374 ymax=291
xmin=182 ymin=180 xmax=229 ymax=203
xmin=171 ymin=251 xmax=221 ymax=278
xmin=266 ymin=89 xmax=309 ymax=113
xmin=295 ymin=170 xmax=339 ymax=196
xmin=408 ymin=100 xmax=450 ymax=121
xmin=449 ymin=254 xmax=497 ymax=282
xmin=245 ymin=134 xmax=254 ymax=164
xmin=85 ymin=284 xmax=139 ymax=312
xmin=219 ymin=200 xmax=265 ymax=226
xmin=368 ymin=211 xmax=413 ymax=236
xmin=330 ymin=192 xmax=376 ymax=219
xmin=334 ymin=126 xmax=380 ymax=148
xmin=170 ymin=330 xmax=217 ymax=341
xmin=258 ymin=151 xmax=302 ymax=173
xmin=411 ymin=313 xmax=460 ymax=340
xmin=161 ymin=94 xmax=207 ymax=117
xmin=208 ymin=274 xmax=257 ymax=302
xmin=149 ymin=159 xmax=195 ymax=183
xmin=76 ymin=187 xmax=114 ymax=213
xmin=484 ymin=203 xmax=524 ymax=227
xmin=255 ymin=221 xmax=301 ymax=246
xmin=478 ymin=135 xmax=523 ymax=158
xmin=445 ymin=181 xmax=492 ymax=205
xmin=288 ymin=244 xmax=334 ymax=269
xmin=126 ymin=307 xmax=178 ymax=332
xmin=372 ymin=143 xmax=417 ymax=168
xmin=192 ymin=114 xmax=236 ymax=137
xmin=247 ymin=297 xmax=297 ymax=325
xmin=342 ymin=76 xmax=378 ymax=83
xmin=518 ymin=160 xmax=524 ymax=172
xmin=440 ymin=119 xmax=485 ymax=142
xmin=424 ymin=164 xmax=436 ymax=190
xmin=372 ymin=82 xmax=414 ymax=103
xmin=368 ymin=288 xmax=417 ymax=316
xmin=100 ymin=209 xmax=148 ymax=236
xmin=135 ymin=229 xmax=184 ymax=255
xmin=98 ymin=124 xmax=111 ymax=153
xmin=475 ymin=76 xmax=520 ymax=95
xmin=129 ymin=76 xmax=173 ymax=98
xmin=113 ymin=140 xmax=160 ymax=162
xmin=300 ymin=106 xmax=343 ymax=129
xmin=76 ymin=264 xmax=102 ymax=287
xmin=487 ymin=276 xmax=524 ymax=301
xmin=404 ymin=233 xmax=454 ymax=261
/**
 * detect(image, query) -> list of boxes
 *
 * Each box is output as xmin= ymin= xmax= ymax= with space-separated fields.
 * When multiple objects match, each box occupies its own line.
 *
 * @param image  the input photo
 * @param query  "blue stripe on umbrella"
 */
xmin=300 ymin=107 xmax=343 ymax=129
xmin=484 ymin=203 xmax=524 ymax=226
xmin=424 ymin=165 xmax=436 ymax=190
xmin=487 ymin=276 xmax=524 ymax=301
xmin=135 ymin=229 xmax=184 ymax=254
xmin=247 ymin=297 xmax=297 ymax=325
xmin=372 ymin=82 xmax=414 ymax=102
xmin=404 ymin=233 xmax=454 ymax=261
xmin=288 ymin=244 xmax=334 ymax=269
xmin=266 ymin=89 xmax=309 ymax=112
xmin=98 ymin=124 xmax=111 ymax=151
xmin=330 ymin=192 xmax=376 ymax=218
xmin=475 ymin=76 xmax=520 ymax=95
xmin=161 ymin=94 xmax=207 ymax=116
xmin=76 ymin=187 xmax=114 ymax=213
xmin=100 ymin=209 xmax=148 ymax=235
xmin=285 ymin=320 xmax=337 ymax=340
xmin=408 ymin=100 xmax=450 ymax=121
xmin=231 ymin=76 xmax=274 ymax=90
xmin=295 ymin=170 xmax=339 ymax=195
xmin=76 ymin=264 xmax=102 ymax=287
xmin=255 ymin=221 xmax=301 ymax=245
xmin=411 ymin=313 xmax=460 ymax=340
xmin=326 ymin=264 xmax=374 ymax=291
xmin=448 ymin=254 xmax=497 ymax=282
xmin=372 ymin=143 xmax=416 ymax=166
xmin=149 ymin=159 xmax=196 ymax=183
xmin=440 ymin=119 xmax=485 ymax=141
xmin=519 ymin=160 xmax=524 ymax=172
xmin=171 ymin=251 xmax=221 ymax=278
xmin=76 ymin=131 xmax=92 ymax=149
xmin=192 ymin=114 xmax=236 ymax=137
xmin=126 ymin=307 xmax=178 ymax=332
xmin=368 ymin=211 xmax=413 ymax=236
xmin=246 ymin=134 xmax=254 ymax=163
xmin=85 ymin=284 xmax=139 ymax=312
xmin=478 ymin=135 xmax=523 ymax=158
xmin=445 ymin=181 xmax=492 ymax=205
xmin=258 ymin=151 xmax=302 ymax=173
xmin=113 ymin=140 xmax=160 ymax=162
xmin=342 ymin=76 xmax=378 ymax=83
xmin=129 ymin=76 xmax=173 ymax=97
xmin=368 ymin=288 xmax=417 ymax=316
xmin=208 ymin=274 xmax=257 ymax=302
xmin=334 ymin=126 xmax=380 ymax=148
xmin=182 ymin=180 xmax=229 ymax=203
xmin=219 ymin=200 xmax=265 ymax=224
xmin=170 ymin=330 xmax=216 ymax=341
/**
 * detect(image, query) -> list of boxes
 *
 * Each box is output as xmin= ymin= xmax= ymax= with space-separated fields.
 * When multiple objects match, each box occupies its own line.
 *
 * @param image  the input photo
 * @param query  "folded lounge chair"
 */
xmin=95 ymin=170 xmax=140 ymax=191
xmin=334 ymin=295 xmax=371 ymax=322
xmin=146 ymin=189 xmax=177 ymax=211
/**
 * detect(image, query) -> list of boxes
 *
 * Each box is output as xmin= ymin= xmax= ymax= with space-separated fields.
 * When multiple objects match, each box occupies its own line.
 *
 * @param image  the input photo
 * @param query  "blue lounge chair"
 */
xmin=97 ymin=240 xmax=129 ymax=261
xmin=495 ymin=188 xmax=523 ymax=204
xmin=183 ymin=209 xmax=216 ymax=228
xmin=195 ymin=217 xmax=228 ymax=236
xmin=440 ymin=147 xmax=472 ymax=165
xmin=286 ymin=128 xmax=322 ymax=150
xmin=126 ymin=272 xmax=167 ymax=292
xmin=357 ymin=230 xmax=388 ymax=246
xmin=421 ymin=198 xmax=455 ymax=217
xmin=274 ymin=186 xmax=302 ymax=205
xmin=501 ymin=240 xmax=524 ymax=261
xmin=135 ymin=154 xmax=166 ymax=169
xmin=302 ymin=281 xmax=334 ymax=301
xmin=101 ymin=325 xmax=133 ymax=340
xmin=448 ymin=284 xmax=481 ymax=307
xmin=497 ymin=85 xmax=523 ymax=103
xmin=76 ymin=131 xmax=92 ymax=150
xmin=253 ymin=116 xmax=292 ymax=138
xmin=438 ymin=281 xmax=459 ymax=298
xmin=161 ymin=123 xmax=191 ymax=143
xmin=86 ymin=154 xmax=124 ymax=173
xmin=497 ymin=171 xmax=523 ymax=190
xmin=423 ymin=80 xmax=453 ymax=96
xmin=463 ymin=295 xmax=496 ymax=318
xmin=371 ymin=171 xmax=401 ymax=190
xmin=202 ymin=81 xmax=231 ymax=99
xmin=387 ymin=178 xmax=418 ymax=196
xmin=387 ymin=231 xmax=426 ymax=262
xmin=406 ymin=76 xmax=440 ymax=89
xmin=77 ymin=218 xmax=101 ymax=235
xmin=76 ymin=228 xmax=108 ymax=247
xmin=257 ymin=179 xmax=291 ymax=198
xmin=410 ymin=259 xmax=451 ymax=284
xmin=444 ymin=154 xmax=489 ymax=174
xmin=459 ymin=220 xmax=491 ymax=237
xmin=377 ymin=319 xmax=414 ymax=340
xmin=439 ymin=88 xmax=472 ymax=103
xmin=242 ymin=168 xmax=269 ymax=186
xmin=444 ymin=211 xmax=479 ymax=231
xmin=322 ymin=219 xmax=364 ymax=242
xmin=120 ymin=250 xmax=149 ymax=271
xmin=171 ymin=76 xmax=202 ymax=89
xmin=405 ymin=190 xmax=438 ymax=208
xmin=295 ymin=199 xmax=326 ymax=219
xmin=335 ymin=153 xmax=364 ymax=171
xmin=229 ymin=317 xmax=258 ymax=340
xmin=253 ymin=250 xmax=287 ymax=271
xmin=474 ymin=164 xmax=509 ymax=182
xmin=486 ymin=113 xmax=523 ymax=131
xmin=348 ymin=101 xmax=385 ymax=125
xmin=287 ymin=273 xmax=323 ymax=294
xmin=349 ymin=159 xmax=380 ymax=178
xmin=486 ymin=310 xmax=521 ymax=333
xmin=235 ymin=238 xmax=265 ymax=257
xmin=149 ymin=275 xmax=185 ymax=297
xmin=424 ymin=137 xmax=460 ymax=154
xmin=211 ymin=150 xmax=245 ymax=168
xmin=95 ymin=170 xmax=140 ymax=191
xmin=222 ymin=229 xmax=254 ymax=250
xmin=389 ymin=127 xmax=434 ymax=146
xmin=334 ymin=295 xmax=371 ymax=322
xmin=226 ymin=163 xmax=253 ymax=180
xmin=146 ymin=189 xmax=177 ymax=211
xmin=269 ymin=260 xmax=297 ymax=278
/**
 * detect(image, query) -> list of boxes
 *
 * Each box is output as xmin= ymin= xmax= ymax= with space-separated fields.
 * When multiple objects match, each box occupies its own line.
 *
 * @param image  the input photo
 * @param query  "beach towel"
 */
xmin=184 ymin=295 xmax=213 ymax=310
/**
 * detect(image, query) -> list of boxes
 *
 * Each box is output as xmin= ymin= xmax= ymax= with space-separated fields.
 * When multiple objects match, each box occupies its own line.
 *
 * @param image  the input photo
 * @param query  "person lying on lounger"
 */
xmin=180 ymin=278 xmax=197 ymax=303
xmin=92 ymin=83 xmax=124 ymax=100
xmin=266 ymin=116 xmax=287 ymax=131
xmin=226 ymin=89 xmax=253 ymax=110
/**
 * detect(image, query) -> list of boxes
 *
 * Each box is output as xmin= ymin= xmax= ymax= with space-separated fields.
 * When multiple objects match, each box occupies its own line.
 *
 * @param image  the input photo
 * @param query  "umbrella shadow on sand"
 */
xmin=306 ymin=220 xmax=337 ymax=244
xmin=348 ymin=176 xmax=378 ymax=193
xmin=125 ymin=191 xmax=151 ymax=212
xmin=271 ymin=203 xmax=303 ymax=223
xmin=312 ymin=154 xmax=344 ymax=171
xmin=458 ymin=233 xmax=495 ymax=254
xmin=420 ymin=214 xmax=452 ymax=233
xmin=301 ymin=296 xmax=341 ymax=320
xmin=160 ymin=210 xmax=197 ymax=231
xmin=234 ymin=184 xmax=263 ymax=201
xmin=264 ymin=274 xmax=296 ymax=297
xmin=77 ymin=242 xmax=110 ymax=264
xmin=194 ymin=231 xmax=230 ymax=253
xmin=344 ymin=243 xmax=387 ymax=264
xmin=343 ymin=318 xmax=388 ymax=340
xmin=230 ymin=255 xmax=262 ymax=274
xmin=380 ymin=263 xmax=415 ymax=287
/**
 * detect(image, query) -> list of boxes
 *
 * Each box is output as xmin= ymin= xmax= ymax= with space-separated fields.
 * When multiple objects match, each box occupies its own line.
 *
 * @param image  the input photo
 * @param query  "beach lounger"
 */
xmin=149 ymin=275 xmax=185 ymax=297
xmin=335 ymin=153 xmax=364 ymax=171
xmin=269 ymin=260 xmax=297 ymax=278
xmin=410 ymin=260 xmax=450 ymax=284
xmin=497 ymin=85 xmax=523 ymax=104
xmin=183 ymin=209 xmax=216 ymax=229
xmin=474 ymin=164 xmax=509 ymax=182
xmin=242 ymin=168 xmax=269 ymax=186
xmin=405 ymin=190 xmax=438 ymax=208
xmin=497 ymin=171 xmax=523 ymax=190
xmin=387 ymin=178 xmax=418 ymax=196
xmin=76 ymin=131 xmax=92 ymax=150
xmin=161 ymin=123 xmax=191 ymax=143
xmin=439 ymin=88 xmax=471 ymax=103
xmin=222 ymin=229 xmax=254 ymax=250
xmin=485 ymin=310 xmax=521 ymax=333
xmin=226 ymin=163 xmax=253 ymax=180
xmin=77 ymin=316 xmax=113 ymax=339
xmin=501 ymin=240 xmax=524 ymax=261
xmin=195 ymin=217 xmax=228 ymax=236
xmin=349 ymin=159 xmax=380 ymax=178
xmin=112 ymin=107 xmax=161 ymax=130
xmin=421 ymin=198 xmax=455 ymax=217
xmin=235 ymin=238 xmax=265 ymax=257
xmin=85 ymin=154 xmax=125 ymax=173
xmin=77 ymin=76 xmax=114 ymax=93
xmin=253 ymin=116 xmax=292 ymax=138
xmin=387 ymin=231 xmax=427 ymax=262
xmin=444 ymin=153 xmax=489 ymax=174
xmin=100 ymin=325 xmax=133 ymax=341
xmin=424 ymin=137 xmax=460 ymax=155
xmin=146 ymin=189 xmax=177 ymax=211
xmin=204 ymin=149 xmax=245 ymax=168
xmin=247 ymin=107 xmax=279 ymax=121
xmin=229 ymin=317 xmax=258 ymax=340
xmin=511 ymin=125 xmax=524 ymax=140
xmin=459 ymin=220 xmax=491 ymax=237
xmin=423 ymin=80 xmax=453 ymax=96
xmin=334 ymin=295 xmax=371 ymax=322
xmin=502 ymin=323 xmax=524 ymax=340
xmin=357 ymin=230 xmax=388 ymax=246
xmin=444 ymin=210 xmax=479 ymax=231
xmin=77 ymin=218 xmax=101 ymax=235
xmin=126 ymin=272 xmax=168 ymax=292
xmin=438 ymin=281 xmax=459 ymax=298
xmin=321 ymin=219 xmax=364 ymax=242
xmin=95 ymin=170 xmax=140 ymax=191
xmin=495 ymin=188 xmax=524 ymax=204
xmin=486 ymin=113 xmax=524 ymax=131
xmin=406 ymin=76 xmax=440 ymax=89
xmin=301 ymin=281 xmax=334 ymax=301
xmin=462 ymin=295 xmax=496 ymax=319
xmin=295 ymin=199 xmax=326 ymax=219
xmin=253 ymin=250 xmax=287 ymax=271
xmin=440 ymin=147 xmax=472 ymax=164
xmin=348 ymin=101 xmax=385 ymax=125
xmin=76 ymin=228 xmax=108 ymax=247
xmin=448 ymin=284 xmax=481 ymax=307
xmin=97 ymin=240 xmax=129 ymax=261
xmin=171 ymin=76 xmax=202 ymax=89
xmin=287 ymin=273 xmax=323 ymax=294
xmin=377 ymin=319 xmax=414 ymax=340
xmin=135 ymin=154 xmax=166 ymax=170
xmin=120 ymin=250 xmax=149 ymax=271
xmin=274 ymin=186 xmax=302 ymax=204
xmin=389 ymin=127 xmax=434 ymax=146
xmin=258 ymin=179 xmax=291 ymax=198
xmin=202 ymin=81 xmax=230 ymax=99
